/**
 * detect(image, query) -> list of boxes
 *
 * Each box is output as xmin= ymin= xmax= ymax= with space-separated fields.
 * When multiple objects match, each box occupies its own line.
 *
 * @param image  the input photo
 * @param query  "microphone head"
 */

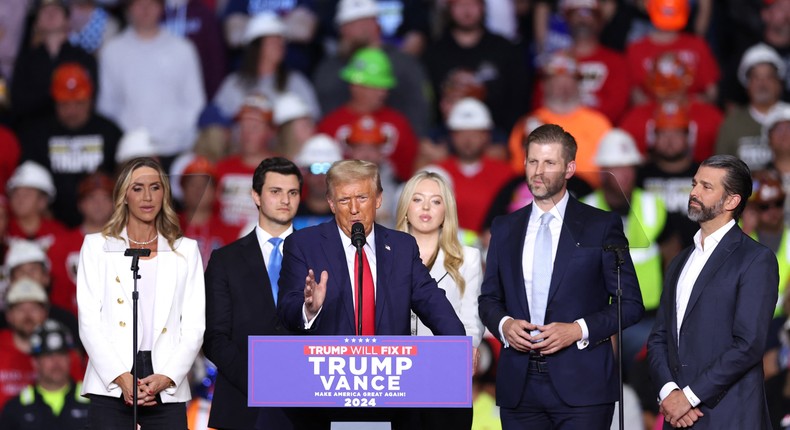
xmin=351 ymin=222 xmax=366 ymax=247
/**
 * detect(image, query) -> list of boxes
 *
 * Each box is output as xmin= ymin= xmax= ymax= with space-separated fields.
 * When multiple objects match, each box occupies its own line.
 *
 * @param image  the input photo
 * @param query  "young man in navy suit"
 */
xmin=479 ymin=123 xmax=644 ymax=429
xmin=278 ymin=159 xmax=465 ymax=428
xmin=204 ymin=157 xmax=302 ymax=430
xmin=648 ymin=155 xmax=778 ymax=429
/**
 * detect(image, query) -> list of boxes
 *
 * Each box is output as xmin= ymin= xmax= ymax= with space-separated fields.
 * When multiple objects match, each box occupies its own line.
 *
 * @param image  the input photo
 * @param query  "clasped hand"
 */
xmin=660 ymin=390 xmax=704 ymax=428
xmin=502 ymin=319 xmax=581 ymax=354
xmin=114 ymin=372 xmax=173 ymax=407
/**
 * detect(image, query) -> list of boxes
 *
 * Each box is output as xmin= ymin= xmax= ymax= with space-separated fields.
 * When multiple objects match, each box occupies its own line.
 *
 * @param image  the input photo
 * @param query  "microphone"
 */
xmin=603 ymin=244 xmax=628 ymax=268
xmin=351 ymin=222 xmax=366 ymax=250
xmin=125 ymin=248 xmax=151 ymax=274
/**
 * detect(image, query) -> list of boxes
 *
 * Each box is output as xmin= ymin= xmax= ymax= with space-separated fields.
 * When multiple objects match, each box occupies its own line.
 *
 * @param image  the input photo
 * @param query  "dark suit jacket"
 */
xmin=647 ymin=224 xmax=778 ymax=429
xmin=203 ymin=230 xmax=294 ymax=430
xmin=277 ymin=221 xmax=465 ymax=336
xmin=478 ymin=197 xmax=644 ymax=408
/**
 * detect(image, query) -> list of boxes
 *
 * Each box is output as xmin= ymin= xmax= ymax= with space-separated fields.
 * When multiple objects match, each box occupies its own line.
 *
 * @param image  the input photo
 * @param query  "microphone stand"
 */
xmin=125 ymin=247 xmax=151 ymax=430
xmin=356 ymin=244 xmax=363 ymax=336
xmin=605 ymin=244 xmax=627 ymax=430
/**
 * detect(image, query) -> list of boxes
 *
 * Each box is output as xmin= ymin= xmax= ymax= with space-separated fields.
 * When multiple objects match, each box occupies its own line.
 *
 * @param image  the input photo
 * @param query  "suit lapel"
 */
xmin=374 ymin=224 xmax=392 ymax=334
xmin=508 ymin=206 xmax=531 ymax=319
xmin=546 ymin=199 xmax=582 ymax=305
xmin=105 ymin=236 xmax=134 ymax=305
xmin=152 ymin=236 xmax=178 ymax=344
xmin=668 ymin=247 xmax=693 ymax=346
xmin=681 ymin=226 xmax=742 ymax=329
xmin=239 ymin=231 xmax=274 ymax=305
xmin=321 ymin=223 xmax=355 ymax=331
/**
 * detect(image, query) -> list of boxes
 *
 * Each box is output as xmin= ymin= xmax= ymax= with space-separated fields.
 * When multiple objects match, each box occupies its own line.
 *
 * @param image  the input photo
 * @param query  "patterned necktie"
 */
xmin=531 ymin=213 xmax=554 ymax=336
xmin=354 ymin=248 xmax=376 ymax=335
xmin=268 ymin=237 xmax=283 ymax=305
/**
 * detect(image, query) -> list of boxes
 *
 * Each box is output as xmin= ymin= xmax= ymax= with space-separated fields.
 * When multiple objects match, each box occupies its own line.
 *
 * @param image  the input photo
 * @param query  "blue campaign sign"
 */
xmin=248 ymin=336 xmax=472 ymax=408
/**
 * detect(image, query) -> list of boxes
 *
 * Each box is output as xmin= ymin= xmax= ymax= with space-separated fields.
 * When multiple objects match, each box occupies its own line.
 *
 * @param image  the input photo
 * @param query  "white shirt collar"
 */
xmin=529 ymin=189 xmax=570 ymax=224
xmin=693 ymin=219 xmax=735 ymax=252
xmin=255 ymin=223 xmax=293 ymax=245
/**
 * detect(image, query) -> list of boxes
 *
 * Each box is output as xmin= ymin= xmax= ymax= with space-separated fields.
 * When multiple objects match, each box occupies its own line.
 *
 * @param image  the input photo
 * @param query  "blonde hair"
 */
xmin=395 ymin=171 xmax=466 ymax=296
xmin=326 ymin=160 xmax=382 ymax=199
xmin=103 ymin=157 xmax=182 ymax=250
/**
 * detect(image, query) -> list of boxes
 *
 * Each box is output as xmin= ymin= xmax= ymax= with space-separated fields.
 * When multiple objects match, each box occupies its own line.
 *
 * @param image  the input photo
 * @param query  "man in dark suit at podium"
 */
xmin=278 ymin=159 xmax=465 ymax=429
xmin=479 ymin=124 xmax=644 ymax=429
xmin=204 ymin=157 xmax=302 ymax=430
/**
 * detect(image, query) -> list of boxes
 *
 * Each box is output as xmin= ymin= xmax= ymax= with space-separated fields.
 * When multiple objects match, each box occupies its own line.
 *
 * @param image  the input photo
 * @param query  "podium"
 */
xmin=248 ymin=335 xmax=472 ymax=427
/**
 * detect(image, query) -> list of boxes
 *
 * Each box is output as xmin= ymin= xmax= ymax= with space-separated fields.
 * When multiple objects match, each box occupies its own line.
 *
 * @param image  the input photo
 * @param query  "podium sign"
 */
xmin=248 ymin=335 xmax=472 ymax=408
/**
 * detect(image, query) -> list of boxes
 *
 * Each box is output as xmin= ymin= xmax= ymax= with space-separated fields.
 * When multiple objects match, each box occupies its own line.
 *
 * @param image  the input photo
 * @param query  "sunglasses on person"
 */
xmin=758 ymin=200 xmax=785 ymax=211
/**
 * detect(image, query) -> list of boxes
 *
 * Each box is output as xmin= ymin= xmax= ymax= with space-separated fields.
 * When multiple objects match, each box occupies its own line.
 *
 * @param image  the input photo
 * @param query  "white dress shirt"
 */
xmin=659 ymin=219 xmax=736 ymax=408
xmin=497 ymin=191 xmax=590 ymax=349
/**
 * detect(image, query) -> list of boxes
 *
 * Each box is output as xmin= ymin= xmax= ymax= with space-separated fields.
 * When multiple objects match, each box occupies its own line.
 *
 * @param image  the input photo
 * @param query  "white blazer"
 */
xmin=77 ymin=232 xmax=205 ymax=403
xmin=413 ymin=246 xmax=485 ymax=346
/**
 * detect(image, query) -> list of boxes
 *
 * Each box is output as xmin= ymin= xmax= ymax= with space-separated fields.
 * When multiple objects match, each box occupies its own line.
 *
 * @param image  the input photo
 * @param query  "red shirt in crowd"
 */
xmin=46 ymin=228 xmax=85 ymax=316
xmin=214 ymin=156 xmax=257 ymax=228
xmin=618 ymin=100 xmax=723 ymax=163
xmin=7 ymin=218 xmax=68 ymax=251
xmin=437 ymin=156 xmax=516 ymax=233
xmin=626 ymin=33 xmax=720 ymax=100
xmin=178 ymin=213 xmax=241 ymax=270
xmin=0 ymin=126 xmax=21 ymax=194
xmin=318 ymin=106 xmax=418 ymax=182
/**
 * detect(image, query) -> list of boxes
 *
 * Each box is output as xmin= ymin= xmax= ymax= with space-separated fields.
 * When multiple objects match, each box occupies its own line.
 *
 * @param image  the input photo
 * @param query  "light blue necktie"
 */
xmin=531 ymin=213 xmax=553 ymax=336
xmin=268 ymin=237 xmax=283 ymax=305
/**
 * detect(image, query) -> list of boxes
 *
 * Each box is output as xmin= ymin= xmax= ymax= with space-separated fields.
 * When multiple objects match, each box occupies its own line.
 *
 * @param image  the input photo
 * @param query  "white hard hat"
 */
xmin=116 ymin=128 xmax=158 ymax=164
xmin=7 ymin=161 xmax=56 ymax=200
xmin=244 ymin=12 xmax=284 ymax=43
xmin=273 ymin=93 xmax=312 ymax=126
xmin=447 ymin=98 xmax=493 ymax=131
xmin=6 ymin=278 xmax=48 ymax=306
xmin=738 ymin=43 xmax=786 ymax=87
xmin=764 ymin=105 xmax=790 ymax=135
xmin=595 ymin=128 xmax=643 ymax=167
xmin=294 ymin=134 xmax=343 ymax=169
xmin=335 ymin=0 xmax=378 ymax=25
xmin=5 ymin=240 xmax=50 ymax=271
xmin=559 ymin=0 xmax=599 ymax=11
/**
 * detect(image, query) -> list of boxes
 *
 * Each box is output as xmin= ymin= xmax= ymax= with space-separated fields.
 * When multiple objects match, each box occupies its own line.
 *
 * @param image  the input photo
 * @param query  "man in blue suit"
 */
xmin=647 ymin=155 xmax=778 ymax=429
xmin=278 ymin=159 xmax=465 ymax=428
xmin=479 ymin=124 xmax=644 ymax=429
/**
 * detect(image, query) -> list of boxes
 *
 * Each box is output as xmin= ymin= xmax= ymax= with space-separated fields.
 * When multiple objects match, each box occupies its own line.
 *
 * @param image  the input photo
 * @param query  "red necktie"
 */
xmin=354 ymin=249 xmax=375 ymax=335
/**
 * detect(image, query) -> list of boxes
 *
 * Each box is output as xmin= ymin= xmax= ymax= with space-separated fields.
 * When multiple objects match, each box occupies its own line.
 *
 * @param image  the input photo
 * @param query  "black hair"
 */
xmin=700 ymin=154 xmax=752 ymax=220
xmin=252 ymin=157 xmax=303 ymax=195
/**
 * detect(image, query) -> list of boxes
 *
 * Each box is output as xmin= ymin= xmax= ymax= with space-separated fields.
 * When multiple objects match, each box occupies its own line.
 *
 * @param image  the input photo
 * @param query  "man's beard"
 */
xmin=687 ymin=195 xmax=726 ymax=223
xmin=528 ymin=174 xmax=565 ymax=202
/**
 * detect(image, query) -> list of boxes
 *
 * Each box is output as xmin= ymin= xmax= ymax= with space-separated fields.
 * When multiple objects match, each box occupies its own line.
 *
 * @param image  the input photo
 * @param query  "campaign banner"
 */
xmin=248 ymin=335 xmax=472 ymax=408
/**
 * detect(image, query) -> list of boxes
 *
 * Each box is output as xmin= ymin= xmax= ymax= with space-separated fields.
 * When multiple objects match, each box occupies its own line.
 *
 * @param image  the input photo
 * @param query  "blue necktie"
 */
xmin=268 ymin=237 xmax=283 ymax=305
xmin=531 ymin=213 xmax=553 ymax=336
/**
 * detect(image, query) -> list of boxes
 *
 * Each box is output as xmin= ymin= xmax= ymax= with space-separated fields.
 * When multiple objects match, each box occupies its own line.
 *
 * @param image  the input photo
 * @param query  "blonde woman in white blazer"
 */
xmin=396 ymin=171 xmax=485 ymax=430
xmin=77 ymin=157 xmax=205 ymax=430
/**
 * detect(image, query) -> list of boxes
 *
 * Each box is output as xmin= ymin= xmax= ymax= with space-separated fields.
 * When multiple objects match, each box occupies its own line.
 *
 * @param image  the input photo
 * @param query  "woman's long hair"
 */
xmin=238 ymin=37 xmax=289 ymax=92
xmin=395 ymin=171 xmax=466 ymax=296
xmin=103 ymin=157 xmax=182 ymax=251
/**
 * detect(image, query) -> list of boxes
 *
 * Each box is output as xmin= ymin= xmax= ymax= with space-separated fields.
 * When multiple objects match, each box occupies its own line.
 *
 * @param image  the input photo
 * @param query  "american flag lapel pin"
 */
xmin=385 ymin=244 xmax=391 ymax=251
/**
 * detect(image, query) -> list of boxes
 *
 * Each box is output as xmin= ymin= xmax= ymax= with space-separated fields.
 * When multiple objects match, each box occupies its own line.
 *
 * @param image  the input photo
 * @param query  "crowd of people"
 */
xmin=1 ymin=0 xmax=790 ymax=428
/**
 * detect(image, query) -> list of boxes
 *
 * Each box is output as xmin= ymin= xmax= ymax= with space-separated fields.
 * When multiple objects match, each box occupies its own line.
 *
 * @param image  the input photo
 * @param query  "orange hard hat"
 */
xmin=51 ymin=63 xmax=93 ymax=102
xmin=346 ymin=115 xmax=387 ymax=146
xmin=647 ymin=0 xmax=690 ymax=32
xmin=654 ymin=101 xmax=690 ymax=130
xmin=236 ymin=94 xmax=273 ymax=124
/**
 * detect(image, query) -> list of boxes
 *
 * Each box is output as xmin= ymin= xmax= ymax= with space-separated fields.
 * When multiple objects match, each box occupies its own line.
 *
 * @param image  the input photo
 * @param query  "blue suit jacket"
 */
xmin=647 ymin=224 xmax=778 ymax=429
xmin=277 ymin=220 xmax=465 ymax=336
xmin=479 ymin=197 xmax=644 ymax=408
